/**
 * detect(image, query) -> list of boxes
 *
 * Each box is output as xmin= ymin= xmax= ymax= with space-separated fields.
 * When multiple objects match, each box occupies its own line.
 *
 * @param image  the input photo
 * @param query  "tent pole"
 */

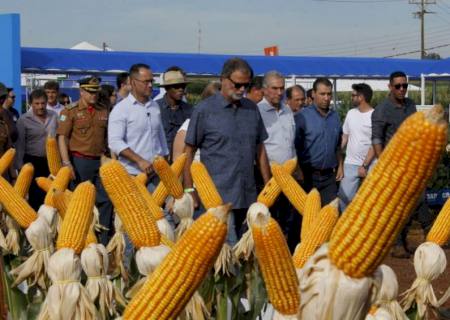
xmin=421 ymin=74 xmax=425 ymax=106
xmin=432 ymin=79 xmax=436 ymax=105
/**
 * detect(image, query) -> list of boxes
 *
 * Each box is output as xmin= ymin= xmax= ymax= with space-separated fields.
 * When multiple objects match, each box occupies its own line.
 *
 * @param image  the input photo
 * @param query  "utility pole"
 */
xmin=410 ymin=0 xmax=435 ymax=59
xmin=197 ymin=22 xmax=202 ymax=53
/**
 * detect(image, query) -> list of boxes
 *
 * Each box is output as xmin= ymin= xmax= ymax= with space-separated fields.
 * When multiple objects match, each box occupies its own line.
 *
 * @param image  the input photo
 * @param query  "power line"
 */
xmin=383 ymin=42 xmax=450 ymax=57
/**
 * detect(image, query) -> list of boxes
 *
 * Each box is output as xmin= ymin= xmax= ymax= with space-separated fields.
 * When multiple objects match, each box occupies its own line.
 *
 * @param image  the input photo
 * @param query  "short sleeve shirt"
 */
xmin=185 ymin=93 xmax=268 ymax=209
xmin=56 ymin=100 xmax=108 ymax=156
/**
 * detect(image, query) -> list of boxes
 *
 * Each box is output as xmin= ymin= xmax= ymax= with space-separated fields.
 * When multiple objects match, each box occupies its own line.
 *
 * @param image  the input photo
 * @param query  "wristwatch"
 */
xmin=361 ymin=164 xmax=369 ymax=170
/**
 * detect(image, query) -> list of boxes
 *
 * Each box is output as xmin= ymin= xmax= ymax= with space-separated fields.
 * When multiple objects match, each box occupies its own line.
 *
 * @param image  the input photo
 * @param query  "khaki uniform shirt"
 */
xmin=56 ymin=100 xmax=108 ymax=157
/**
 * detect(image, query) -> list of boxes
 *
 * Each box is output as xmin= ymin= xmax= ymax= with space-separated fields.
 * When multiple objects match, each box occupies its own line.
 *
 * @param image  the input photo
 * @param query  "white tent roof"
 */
xmin=71 ymin=41 xmax=113 ymax=51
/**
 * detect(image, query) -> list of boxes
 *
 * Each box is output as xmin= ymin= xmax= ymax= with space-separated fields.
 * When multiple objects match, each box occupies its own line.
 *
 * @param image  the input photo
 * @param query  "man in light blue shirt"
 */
xmin=257 ymin=70 xmax=298 ymax=252
xmin=108 ymin=63 xmax=169 ymax=177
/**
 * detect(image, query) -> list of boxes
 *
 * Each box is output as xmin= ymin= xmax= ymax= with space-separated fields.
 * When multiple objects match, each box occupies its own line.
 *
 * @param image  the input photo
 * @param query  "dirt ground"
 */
xmin=382 ymin=226 xmax=450 ymax=312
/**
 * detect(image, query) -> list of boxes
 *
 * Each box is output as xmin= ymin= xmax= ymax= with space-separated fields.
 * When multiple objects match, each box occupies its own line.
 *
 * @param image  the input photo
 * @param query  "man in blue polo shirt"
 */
xmin=294 ymin=77 xmax=343 ymax=205
xmin=184 ymin=58 xmax=271 ymax=244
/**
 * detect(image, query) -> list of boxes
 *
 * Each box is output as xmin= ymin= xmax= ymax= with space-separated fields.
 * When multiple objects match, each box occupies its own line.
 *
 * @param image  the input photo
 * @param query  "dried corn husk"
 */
xmin=370 ymin=265 xmax=407 ymax=320
xmin=5 ymin=215 xmax=20 ymax=255
xmin=233 ymin=227 xmax=254 ymax=261
xmin=183 ymin=291 xmax=210 ymax=320
xmin=298 ymin=244 xmax=373 ymax=320
xmin=173 ymin=193 xmax=194 ymax=240
xmin=214 ymin=243 xmax=238 ymax=276
xmin=37 ymin=248 xmax=97 ymax=320
xmin=365 ymin=308 xmax=392 ymax=320
xmin=93 ymin=206 xmax=108 ymax=233
xmin=81 ymin=243 xmax=127 ymax=319
xmin=106 ymin=215 xmax=128 ymax=282
xmin=10 ymin=215 xmax=54 ymax=290
xmin=38 ymin=205 xmax=58 ymax=238
xmin=401 ymin=241 xmax=446 ymax=319
xmin=156 ymin=217 xmax=175 ymax=242
xmin=125 ymin=244 xmax=170 ymax=299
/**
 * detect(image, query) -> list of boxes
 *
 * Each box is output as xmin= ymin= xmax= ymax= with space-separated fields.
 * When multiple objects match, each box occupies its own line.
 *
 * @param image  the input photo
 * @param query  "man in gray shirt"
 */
xmin=372 ymin=71 xmax=431 ymax=259
xmin=16 ymin=89 xmax=58 ymax=210
xmin=257 ymin=70 xmax=298 ymax=252
xmin=184 ymin=58 xmax=271 ymax=244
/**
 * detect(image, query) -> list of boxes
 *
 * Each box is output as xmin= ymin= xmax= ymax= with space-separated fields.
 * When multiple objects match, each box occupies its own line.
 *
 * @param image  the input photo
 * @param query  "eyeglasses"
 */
xmin=62 ymin=100 xmax=70 ymax=105
xmin=228 ymin=77 xmax=250 ymax=90
xmin=133 ymin=78 xmax=154 ymax=85
xmin=9 ymin=96 xmax=16 ymax=99
xmin=393 ymin=83 xmax=408 ymax=90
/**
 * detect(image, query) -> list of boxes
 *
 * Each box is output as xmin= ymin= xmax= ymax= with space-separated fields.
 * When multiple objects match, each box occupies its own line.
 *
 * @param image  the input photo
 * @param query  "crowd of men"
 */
xmin=0 ymin=58 xmax=431 ymax=258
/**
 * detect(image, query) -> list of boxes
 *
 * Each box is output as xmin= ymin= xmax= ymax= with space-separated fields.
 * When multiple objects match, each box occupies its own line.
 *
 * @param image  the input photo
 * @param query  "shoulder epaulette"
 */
xmin=65 ymin=102 xmax=78 ymax=110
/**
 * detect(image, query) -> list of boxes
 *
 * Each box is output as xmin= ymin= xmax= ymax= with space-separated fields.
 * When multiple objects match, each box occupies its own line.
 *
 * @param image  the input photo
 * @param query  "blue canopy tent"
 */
xmin=21 ymin=47 xmax=437 ymax=79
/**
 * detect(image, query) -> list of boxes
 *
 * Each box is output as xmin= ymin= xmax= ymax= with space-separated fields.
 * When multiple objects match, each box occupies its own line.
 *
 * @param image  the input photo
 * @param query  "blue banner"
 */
xmin=426 ymin=189 xmax=450 ymax=206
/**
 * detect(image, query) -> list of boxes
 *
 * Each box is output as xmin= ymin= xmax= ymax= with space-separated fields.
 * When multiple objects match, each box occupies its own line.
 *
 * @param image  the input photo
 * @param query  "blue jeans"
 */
xmin=338 ymin=164 xmax=362 ymax=212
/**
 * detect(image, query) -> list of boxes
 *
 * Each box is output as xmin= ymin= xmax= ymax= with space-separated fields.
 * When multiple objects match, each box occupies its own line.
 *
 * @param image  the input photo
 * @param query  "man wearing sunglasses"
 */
xmin=183 ymin=58 xmax=271 ymax=244
xmin=156 ymin=67 xmax=193 ymax=163
xmin=372 ymin=71 xmax=430 ymax=259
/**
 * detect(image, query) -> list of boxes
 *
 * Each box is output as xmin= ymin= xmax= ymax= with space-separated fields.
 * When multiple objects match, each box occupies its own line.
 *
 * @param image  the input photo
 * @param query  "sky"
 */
xmin=2 ymin=0 xmax=450 ymax=59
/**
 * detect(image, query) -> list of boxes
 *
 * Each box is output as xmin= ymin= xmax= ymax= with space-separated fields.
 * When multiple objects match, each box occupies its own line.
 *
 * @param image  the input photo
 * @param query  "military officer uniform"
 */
xmin=56 ymin=76 xmax=112 ymax=245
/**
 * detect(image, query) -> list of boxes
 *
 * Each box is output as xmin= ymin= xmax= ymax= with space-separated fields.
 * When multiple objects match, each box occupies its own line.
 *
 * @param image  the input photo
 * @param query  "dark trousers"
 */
xmin=23 ymin=154 xmax=49 ymax=211
xmin=302 ymin=169 xmax=338 ymax=206
xmin=234 ymin=208 xmax=248 ymax=239
xmin=396 ymin=193 xmax=433 ymax=247
xmin=269 ymin=194 xmax=301 ymax=253
xmin=72 ymin=157 xmax=114 ymax=246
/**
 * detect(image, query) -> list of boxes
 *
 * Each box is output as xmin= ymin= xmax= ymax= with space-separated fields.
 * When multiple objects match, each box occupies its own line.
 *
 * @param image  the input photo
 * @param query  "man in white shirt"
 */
xmin=44 ymin=81 xmax=64 ymax=115
xmin=108 ymin=63 xmax=169 ymax=182
xmin=338 ymin=83 xmax=375 ymax=211
xmin=257 ymin=70 xmax=298 ymax=252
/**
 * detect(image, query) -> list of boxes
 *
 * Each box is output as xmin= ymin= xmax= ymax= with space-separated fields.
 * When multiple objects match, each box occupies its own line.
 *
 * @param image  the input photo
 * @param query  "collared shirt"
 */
xmin=57 ymin=101 xmax=108 ymax=157
xmin=257 ymin=98 xmax=296 ymax=164
xmin=108 ymin=93 xmax=169 ymax=175
xmin=294 ymin=105 xmax=342 ymax=169
xmin=156 ymin=94 xmax=193 ymax=160
xmin=185 ymin=92 xmax=268 ymax=209
xmin=47 ymin=103 xmax=64 ymax=116
xmin=16 ymin=109 xmax=58 ymax=167
xmin=372 ymin=96 xmax=416 ymax=147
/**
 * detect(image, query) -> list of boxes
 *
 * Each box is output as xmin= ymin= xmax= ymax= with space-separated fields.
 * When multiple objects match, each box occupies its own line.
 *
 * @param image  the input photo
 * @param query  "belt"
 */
xmin=309 ymin=167 xmax=335 ymax=176
xmin=71 ymin=151 xmax=100 ymax=160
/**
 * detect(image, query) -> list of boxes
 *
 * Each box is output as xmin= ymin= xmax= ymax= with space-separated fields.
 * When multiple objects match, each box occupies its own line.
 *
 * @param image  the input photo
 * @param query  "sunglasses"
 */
xmin=167 ymin=84 xmax=187 ymax=90
xmin=228 ymin=77 xmax=250 ymax=90
xmin=393 ymin=83 xmax=408 ymax=90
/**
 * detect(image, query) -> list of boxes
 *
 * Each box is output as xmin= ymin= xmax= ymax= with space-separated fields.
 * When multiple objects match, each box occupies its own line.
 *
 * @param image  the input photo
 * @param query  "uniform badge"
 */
xmin=60 ymin=115 xmax=67 ymax=122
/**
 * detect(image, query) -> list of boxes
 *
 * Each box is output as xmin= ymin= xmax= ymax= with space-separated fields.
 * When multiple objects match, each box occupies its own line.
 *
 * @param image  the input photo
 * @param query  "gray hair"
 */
xmin=263 ymin=70 xmax=284 ymax=88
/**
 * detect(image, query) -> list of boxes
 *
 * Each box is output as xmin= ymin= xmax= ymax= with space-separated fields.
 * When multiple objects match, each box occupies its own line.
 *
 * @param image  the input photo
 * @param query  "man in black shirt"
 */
xmin=372 ymin=71 xmax=432 ymax=259
xmin=156 ymin=67 xmax=193 ymax=162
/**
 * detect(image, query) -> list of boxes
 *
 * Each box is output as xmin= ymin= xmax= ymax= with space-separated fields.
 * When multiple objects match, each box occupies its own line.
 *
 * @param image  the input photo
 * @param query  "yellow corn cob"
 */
xmin=134 ymin=179 xmax=165 ymax=220
xmin=152 ymin=153 xmax=187 ymax=206
xmin=56 ymin=182 xmax=95 ymax=254
xmin=53 ymin=190 xmax=97 ymax=246
xmin=135 ymin=173 xmax=148 ymax=186
xmin=0 ymin=148 xmax=16 ymax=175
xmin=43 ymin=166 xmax=72 ymax=207
xmin=190 ymin=160 xmax=223 ymax=209
xmin=257 ymin=158 xmax=297 ymax=207
xmin=271 ymin=162 xmax=307 ymax=215
xmin=426 ymin=196 xmax=450 ymax=245
xmin=301 ymin=188 xmax=321 ymax=241
xmin=46 ymin=136 xmax=62 ymax=177
xmin=293 ymin=199 xmax=338 ymax=269
xmin=161 ymin=235 xmax=175 ymax=249
xmin=0 ymin=175 xmax=37 ymax=228
xmin=250 ymin=214 xmax=300 ymax=315
xmin=14 ymin=163 xmax=34 ymax=199
xmin=100 ymin=160 xmax=160 ymax=248
xmin=329 ymin=105 xmax=447 ymax=278
xmin=35 ymin=177 xmax=53 ymax=193
xmin=124 ymin=205 xmax=229 ymax=320
xmin=153 ymin=155 xmax=184 ymax=199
